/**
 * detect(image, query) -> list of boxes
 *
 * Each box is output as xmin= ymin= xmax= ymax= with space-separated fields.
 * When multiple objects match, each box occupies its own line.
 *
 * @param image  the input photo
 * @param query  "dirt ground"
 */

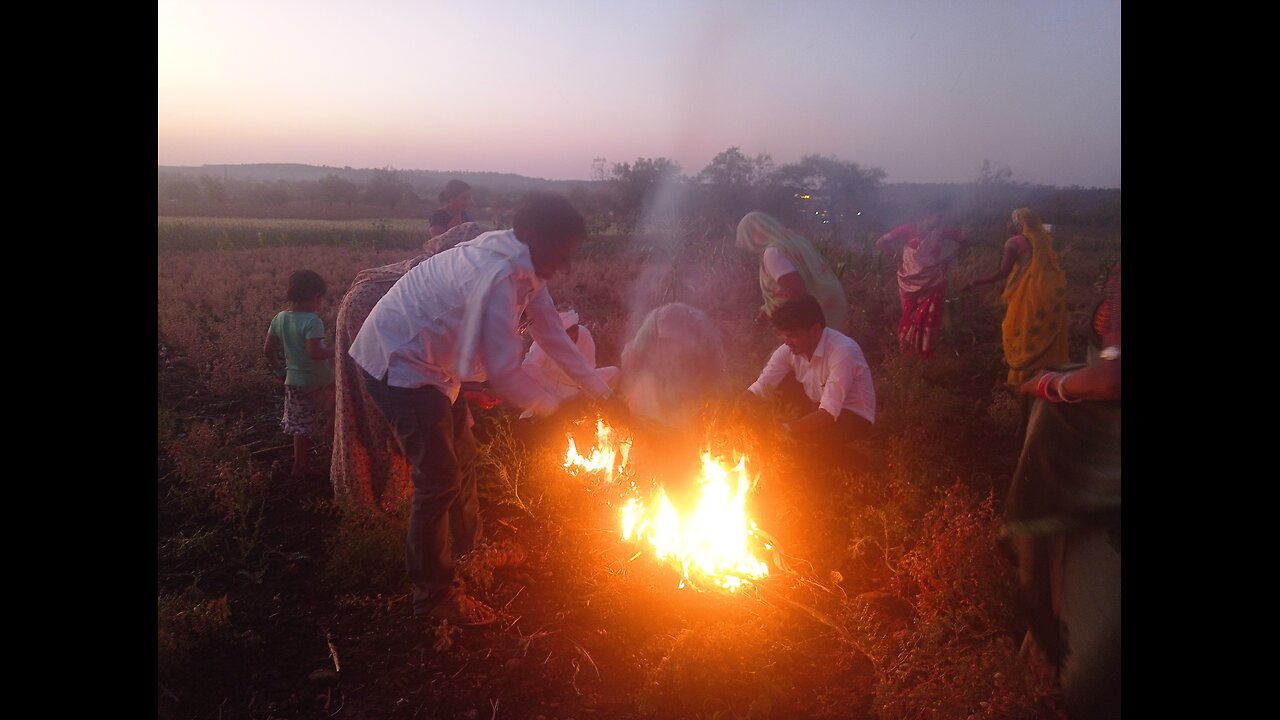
xmin=159 ymin=368 xmax=920 ymax=720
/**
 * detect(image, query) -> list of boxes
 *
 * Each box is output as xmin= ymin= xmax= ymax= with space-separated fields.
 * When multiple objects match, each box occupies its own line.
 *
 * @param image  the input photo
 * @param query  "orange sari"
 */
xmin=1000 ymin=211 xmax=1069 ymax=383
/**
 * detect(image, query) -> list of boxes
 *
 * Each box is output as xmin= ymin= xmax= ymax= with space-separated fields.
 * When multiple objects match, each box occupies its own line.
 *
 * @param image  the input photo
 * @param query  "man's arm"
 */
xmin=477 ymin=281 xmax=561 ymax=415
xmin=746 ymin=345 xmax=794 ymax=398
xmin=525 ymin=289 xmax=612 ymax=398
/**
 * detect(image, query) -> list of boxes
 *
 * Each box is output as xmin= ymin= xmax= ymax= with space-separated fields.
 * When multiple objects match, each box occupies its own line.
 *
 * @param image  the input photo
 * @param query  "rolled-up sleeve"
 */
xmin=747 ymin=345 xmax=794 ymax=397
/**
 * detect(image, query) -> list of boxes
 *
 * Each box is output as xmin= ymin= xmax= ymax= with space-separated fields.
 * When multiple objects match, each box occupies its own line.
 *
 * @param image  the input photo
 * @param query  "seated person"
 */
xmin=742 ymin=294 xmax=876 ymax=448
xmin=519 ymin=309 xmax=620 ymax=418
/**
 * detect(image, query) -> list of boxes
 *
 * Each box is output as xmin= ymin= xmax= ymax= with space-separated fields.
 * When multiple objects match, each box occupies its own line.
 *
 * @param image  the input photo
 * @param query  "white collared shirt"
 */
xmin=748 ymin=327 xmax=876 ymax=423
xmin=349 ymin=230 xmax=611 ymax=412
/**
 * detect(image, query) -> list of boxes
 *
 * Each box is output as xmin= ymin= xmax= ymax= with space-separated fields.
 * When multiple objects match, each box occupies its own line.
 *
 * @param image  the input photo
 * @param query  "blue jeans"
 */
xmin=360 ymin=369 xmax=480 ymax=614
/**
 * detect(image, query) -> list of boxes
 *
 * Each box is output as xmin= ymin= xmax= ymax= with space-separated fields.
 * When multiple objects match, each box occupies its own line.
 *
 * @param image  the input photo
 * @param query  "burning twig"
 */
xmin=325 ymin=631 xmax=341 ymax=673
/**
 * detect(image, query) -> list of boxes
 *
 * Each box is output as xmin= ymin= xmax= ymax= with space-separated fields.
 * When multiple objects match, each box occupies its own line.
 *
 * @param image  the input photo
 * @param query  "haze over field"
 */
xmin=158 ymin=0 xmax=1121 ymax=188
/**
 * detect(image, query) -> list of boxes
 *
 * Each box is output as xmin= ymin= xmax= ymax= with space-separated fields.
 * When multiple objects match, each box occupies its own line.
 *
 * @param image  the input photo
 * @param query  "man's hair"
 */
xmin=286 ymin=269 xmax=327 ymax=302
xmin=769 ymin=294 xmax=826 ymax=331
xmin=512 ymin=192 xmax=586 ymax=243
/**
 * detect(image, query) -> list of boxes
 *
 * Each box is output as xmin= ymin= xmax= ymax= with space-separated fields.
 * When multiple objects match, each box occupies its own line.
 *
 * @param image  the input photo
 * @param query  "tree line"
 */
xmin=158 ymin=149 xmax=1120 ymax=242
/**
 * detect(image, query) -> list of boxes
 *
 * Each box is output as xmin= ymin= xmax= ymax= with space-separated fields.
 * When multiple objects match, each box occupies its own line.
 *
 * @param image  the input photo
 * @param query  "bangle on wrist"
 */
xmin=1052 ymin=372 xmax=1083 ymax=403
xmin=1037 ymin=372 xmax=1058 ymax=401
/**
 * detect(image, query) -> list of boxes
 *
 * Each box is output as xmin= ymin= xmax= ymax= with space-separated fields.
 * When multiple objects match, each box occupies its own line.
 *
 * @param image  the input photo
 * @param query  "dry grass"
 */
xmin=157 ymin=221 xmax=1115 ymax=718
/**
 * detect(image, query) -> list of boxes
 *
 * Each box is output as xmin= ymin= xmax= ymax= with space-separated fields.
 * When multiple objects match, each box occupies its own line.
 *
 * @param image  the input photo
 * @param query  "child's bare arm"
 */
xmin=264 ymin=333 xmax=282 ymax=366
xmin=264 ymin=333 xmax=286 ymax=379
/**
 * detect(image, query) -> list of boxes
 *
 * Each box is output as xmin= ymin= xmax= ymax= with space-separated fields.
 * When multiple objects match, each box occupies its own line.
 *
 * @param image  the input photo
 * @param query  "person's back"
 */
xmin=271 ymin=310 xmax=335 ymax=388
xmin=264 ymin=270 xmax=336 ymax=478
xmin=351 ymin=229 xmax=537 ymax=389
xmin=621 ymin=302 xmax=727 ymax=429
xmin=736 ymin=211 xmax=849 ymax=331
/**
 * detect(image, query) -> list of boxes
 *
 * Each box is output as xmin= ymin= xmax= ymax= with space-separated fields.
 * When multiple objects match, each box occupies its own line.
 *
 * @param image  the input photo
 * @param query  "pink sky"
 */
xmin=158 ymin=0 xmax=1121 ymax=187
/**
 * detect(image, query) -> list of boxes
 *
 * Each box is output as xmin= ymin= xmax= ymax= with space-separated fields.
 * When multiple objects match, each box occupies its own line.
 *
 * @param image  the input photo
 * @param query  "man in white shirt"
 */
xmin=350 ymin=192 xmax=614 ymax=625
xmin=519 ymin=308 xmax=620 ymax=419
xmin=743 ymin=294 xmax=876 ymax=447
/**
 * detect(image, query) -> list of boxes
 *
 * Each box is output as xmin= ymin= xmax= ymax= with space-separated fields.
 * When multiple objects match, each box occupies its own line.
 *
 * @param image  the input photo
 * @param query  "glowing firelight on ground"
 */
xmin=564 ymin=418 xmax=771 ymax=592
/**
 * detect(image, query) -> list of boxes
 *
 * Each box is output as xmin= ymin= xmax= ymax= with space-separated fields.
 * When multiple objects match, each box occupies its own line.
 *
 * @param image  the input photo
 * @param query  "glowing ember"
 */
xmin=564 ymin=418 xmax=630 ymax=484
xmin=621 ymin=451 xmax=770 ymax=592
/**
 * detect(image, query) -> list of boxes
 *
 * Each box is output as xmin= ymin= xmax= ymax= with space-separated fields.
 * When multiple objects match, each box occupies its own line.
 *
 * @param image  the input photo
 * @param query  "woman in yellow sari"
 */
xmin=965 ymin=207 xmax=1069 ymax=384
xmin=735 ymin=211 xmax=849 ymax=331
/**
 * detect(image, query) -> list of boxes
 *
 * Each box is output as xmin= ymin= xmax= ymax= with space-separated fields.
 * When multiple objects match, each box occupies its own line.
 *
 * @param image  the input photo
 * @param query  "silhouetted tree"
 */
xmin=696 ymin=147 xmax=775 ymax=224
xmin=317 ymin=174 xmax=359 ymax=206
xmin=609 ymin=157 xmax=683 ymax=226
xmin=769 ymin=154 xmax=885 ymax=241
xmin=364 ymin=168 xmax=406 ymax=208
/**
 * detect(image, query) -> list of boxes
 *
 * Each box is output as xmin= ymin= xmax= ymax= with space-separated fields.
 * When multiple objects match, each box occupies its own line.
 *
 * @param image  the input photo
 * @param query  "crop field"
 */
xmin=158 ymin=216 xmax=1116 ymax=719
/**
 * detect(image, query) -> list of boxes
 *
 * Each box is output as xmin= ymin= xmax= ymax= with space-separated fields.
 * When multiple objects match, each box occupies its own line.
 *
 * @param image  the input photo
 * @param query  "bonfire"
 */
xmin=564 ymin=417 xmax=771 ymax=592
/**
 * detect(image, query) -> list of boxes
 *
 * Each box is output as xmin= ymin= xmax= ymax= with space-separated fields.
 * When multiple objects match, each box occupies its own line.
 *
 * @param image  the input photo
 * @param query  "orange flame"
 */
xmin=621 ymin=451 xmax=769 ymax=592
xmin=564 ymin=417 xmax=630 ymax=485
xmin=565 ymin=418 xmax=770 ymax=592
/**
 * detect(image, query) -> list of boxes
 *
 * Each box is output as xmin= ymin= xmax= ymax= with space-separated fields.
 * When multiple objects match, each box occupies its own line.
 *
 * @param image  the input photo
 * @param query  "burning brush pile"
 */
xmin=563 ymin=416 xmax=773 ymax=593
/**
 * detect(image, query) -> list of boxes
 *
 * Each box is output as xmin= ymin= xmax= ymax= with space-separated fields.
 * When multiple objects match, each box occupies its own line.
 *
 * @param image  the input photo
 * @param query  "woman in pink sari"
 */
xmin=876 ymin=204 xmax=968 ymax=357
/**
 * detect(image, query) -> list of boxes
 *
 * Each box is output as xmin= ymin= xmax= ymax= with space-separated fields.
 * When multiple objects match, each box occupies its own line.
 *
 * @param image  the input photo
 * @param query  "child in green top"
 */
xmin=264 ymin=270 xmax=336 ymax=478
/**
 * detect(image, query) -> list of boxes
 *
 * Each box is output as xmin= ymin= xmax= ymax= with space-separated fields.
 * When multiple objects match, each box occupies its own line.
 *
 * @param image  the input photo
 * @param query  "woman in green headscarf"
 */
xmin=735 ymin=211 xmax=849 ymax=330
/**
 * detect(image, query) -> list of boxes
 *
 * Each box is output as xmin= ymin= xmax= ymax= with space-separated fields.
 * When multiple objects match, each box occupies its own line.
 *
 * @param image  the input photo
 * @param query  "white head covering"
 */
xmin=559 ymin=309 xmax=580 ymax=330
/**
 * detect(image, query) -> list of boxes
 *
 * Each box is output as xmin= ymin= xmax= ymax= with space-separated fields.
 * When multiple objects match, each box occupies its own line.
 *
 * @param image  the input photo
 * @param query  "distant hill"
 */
xmin=157 ymin=163 xmax=1119 ymax=230
xmin=157 ymin=163 xmax=581 ymax=194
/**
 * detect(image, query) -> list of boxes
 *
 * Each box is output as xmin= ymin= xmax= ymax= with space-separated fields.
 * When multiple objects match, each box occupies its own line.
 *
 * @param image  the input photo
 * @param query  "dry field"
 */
xmin=158 ymin=220 xmax=1116 ymax=719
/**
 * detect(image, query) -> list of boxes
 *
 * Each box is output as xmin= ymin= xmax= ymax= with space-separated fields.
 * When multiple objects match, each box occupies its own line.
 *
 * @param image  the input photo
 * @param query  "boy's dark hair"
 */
xmin=770 ymin=295 xmax=826 ymax=331
xmin=512 ymin=192 xmax=586 ymax=243
xmin=286 ymin=270 xmax=327 ymax=303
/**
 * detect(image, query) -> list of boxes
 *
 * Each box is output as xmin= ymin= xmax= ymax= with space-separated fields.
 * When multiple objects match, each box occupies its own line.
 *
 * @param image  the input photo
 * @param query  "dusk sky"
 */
xmin=157 ymin=0 xmax=1121 ymax=188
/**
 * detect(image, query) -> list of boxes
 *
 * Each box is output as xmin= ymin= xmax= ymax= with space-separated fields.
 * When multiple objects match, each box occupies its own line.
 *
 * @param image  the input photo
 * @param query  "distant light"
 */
xmin=856 ymin=211 xmax=862 ymax=216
